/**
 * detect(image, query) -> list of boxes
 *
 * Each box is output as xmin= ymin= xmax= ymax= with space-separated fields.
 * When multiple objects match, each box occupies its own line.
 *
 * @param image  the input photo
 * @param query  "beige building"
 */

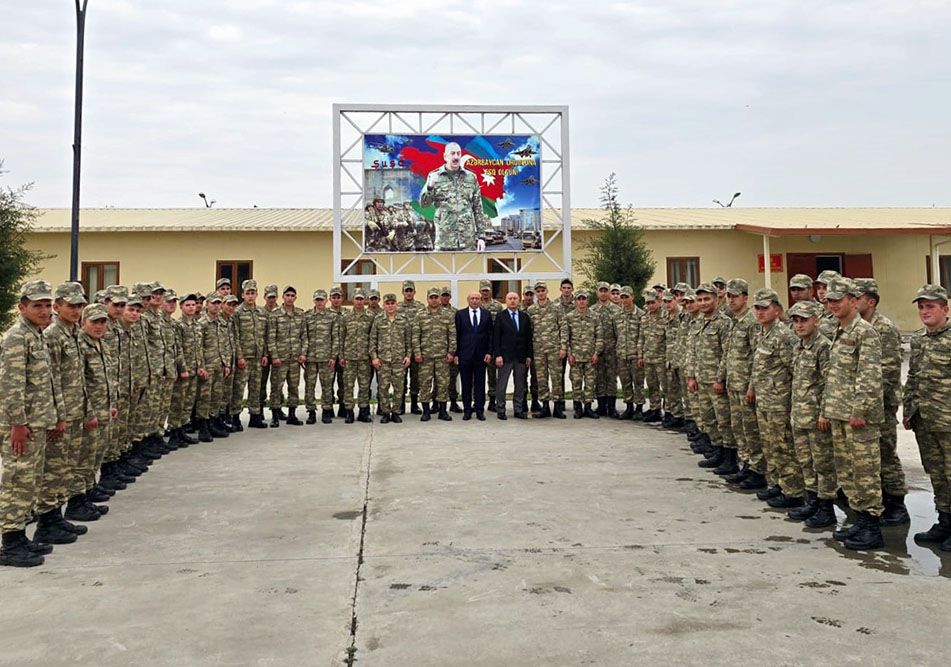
xmin=25 ymin=207 xmax=951 ymax=331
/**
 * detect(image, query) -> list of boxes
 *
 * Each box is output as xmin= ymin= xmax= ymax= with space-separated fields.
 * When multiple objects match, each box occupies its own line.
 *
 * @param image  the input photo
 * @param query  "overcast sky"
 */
xmin=2 ymin=1 xmax=949 ymax=209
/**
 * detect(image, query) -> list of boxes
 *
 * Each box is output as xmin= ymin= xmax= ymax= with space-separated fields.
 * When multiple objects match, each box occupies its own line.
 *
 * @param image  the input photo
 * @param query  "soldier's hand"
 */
xmin=83 ymin=417 xmax=99 ymax=430
xmin=483 ymin=354 xmax=492 ymax=364
xmin=687 ymin=378 xmax=698 ymax=392
xmin=415 ymin=355 xmax=422 ymax=363
xmin=817 ymin=417 xmax=831 ymax=432
xmin=558 ymin=349 xmax=566 ymax=359
xmin=237 ymin=358 xmax=248 ymax=369
xmin=453 ymin=356 xmax=460 ymax=365
xmin=849 ymin=416 xmax=867 ymax=429
xmin=198 ymin=368 xmax=209 ymax=380
xmin=591 ymin=354 xmax=599 ymax=365
xmin=713 ymin=382 xmax=725 ymax=394
xmin=902 ymin=417 xmax=912 ymax=430
xmin=745 ymin=389 xmax=755 ymax=405
xmin=446 ymin=353 xmax=454 ymax=363
xmin=372 ymin=358 xmax=381 ymax=369
xmin=298 ymin=355 xmax=307 ymax=365
xmin=224 ymin=366 xmax=232 ymax=378
xmin=637 ymin=357 xmax=644 ymax=368
xmin=525 ymin=357 xmax=531 ymax=366
xmin=111 ymin=408 xmax=118 ymax=419
xmin=261 ymin=356 xmax=269 ymax=367
xmin=339 ymin=358 xmax=347 ymax=367
xmin=568 ymin=355 xmax=575 ymax=366
xmin=426 ymin=172 xmax=438 ymax=188
xmin=272 ymin=357 xmax=283 ymax=367
xmin=10 ymin=425 xmax=32 ymax=456
xmin=402 ymin=357 xmax=411 ymax=368
xmin=53 ymin=420 xmax=67 ymax=438
xmin=495 ymin=356 xmax=504 ymax=368
xmin=328 ymin=358 xmax=336 ymax=369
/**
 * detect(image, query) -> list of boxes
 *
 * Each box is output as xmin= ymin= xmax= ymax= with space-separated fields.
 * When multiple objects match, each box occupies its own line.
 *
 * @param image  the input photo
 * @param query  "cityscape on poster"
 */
xmin=363 ymin=133 xmax=542 ymax=253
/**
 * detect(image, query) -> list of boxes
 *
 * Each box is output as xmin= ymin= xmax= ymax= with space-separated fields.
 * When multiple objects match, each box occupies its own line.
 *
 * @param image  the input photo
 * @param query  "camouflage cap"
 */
xmin=196 ymin=293 xmax=206 ymax=301
xmin=313 ymin=289 xmax=328 ymax=300
xmin=206 ymin=292 xmax=223 ymax=303
xmin=126 ymin=293 xmax=144 ymax=307
xmin=282 ymin=285 xmax=297 ymax=295
xmin=383 ymin=293 xmax=398 ymax=302
xmin=726 ymin=278 xmax=748 ymax=296
xmin=104 ymin=285 xmax=128 ymax=304
xmin=752 ymin=288 xmax=781 ymax=307
xmin=712 ymin=276 xmax=727 ymax=286
xmin=619 ymin=286 xmax=633 ymax=297
xmin=596 ymin=281 xmax=610 ymax=290
xmin=93 ymin=289 xmax=106 ymax=304
xmin=148 ymin=281 xmax=165 ymax=293
xmin=81 ymin=303 xmax=109 ymax=321
xmin=814 ymin=270 xmax=841 ymax=286
xmin=403 ymin=280 xmax=417 ymax=291
xmin=223 ymin=294 xmax=239 ymax=304
xmin=533 ymin=281 xmax=547 ymax=290
xmin=681 ymin=289 xmax=697 ymax=302
xmin=662 ymin=290 xmax=676 ymax=302
xmin=673 ymin=282 xmax=690 ymax=294
xmin=330 ymin=286 xmax=343 ymax=297
xmin=643 ymin=290 xmax=658 ymax=302
xmin=368 ymin=288 xmax=380 ymax=299
xmin=242 ymin=279 xmax=258 ymax=291
xmin=574 ymin=290 xmax=589 ymax=300
xmin=55 ymin=281 xmax=87 ymax=305
xmin=825 ymin=277 xmax=860 ymax=300
xmin=610 ymin=283 xmax=621 ymax=293
xmin=912 ymin=284 xmax=949 ymax=303
xmin=164 ymin=289 xmax=179 ymax=301
xmin=788 ymin=300 xmax=821 ymax=319
xmin=352 ymin=289 xmax=366 ymax=300
xmin=426 ymin=287 xmax=440 ymax=297
xmin=216 ymin=277 xmax=231 ymax=288
xmin=180 ymin=292 xmax=199 ymax=303
xmin=21 ymin=280 xmax=54 ymax=301
xmin=479 ymin=279 xmax=492 ymax=291
xmin=853 ymin=278 xmax=879 ymax=296
xmin=440 ymin=286 xmax=451 ymax=296
xmin=695 ymin=282 xmax=717 ymax=295
xmin=264 ymin=284 xmax=278 ymax=297
xmin=789 ymin=274 xmax=813 ymax=290
xmin=652 ymin=281 xmax=667 ymax=290
xmin=523 ymin=283 xmax=535 ymax=294
xmin=132 ymin=282 xmax=152 ymax=298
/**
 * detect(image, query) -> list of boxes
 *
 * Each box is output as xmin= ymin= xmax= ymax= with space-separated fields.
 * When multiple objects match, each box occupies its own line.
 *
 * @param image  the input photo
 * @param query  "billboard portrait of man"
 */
xmin=419 ymin=142 xmax=489 ymax=251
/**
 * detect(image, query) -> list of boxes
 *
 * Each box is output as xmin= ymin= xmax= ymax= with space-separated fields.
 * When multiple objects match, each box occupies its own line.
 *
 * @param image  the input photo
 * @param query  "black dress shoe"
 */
xmin=514 ymin=412 xmax=527 ymax=419
xmin=497 ymin=412 xmax=507 ymax=420
xmin=476 ymin=413 xmax=486 ymax=421
xmin=462 ymin=412 xmax=472 ymax=421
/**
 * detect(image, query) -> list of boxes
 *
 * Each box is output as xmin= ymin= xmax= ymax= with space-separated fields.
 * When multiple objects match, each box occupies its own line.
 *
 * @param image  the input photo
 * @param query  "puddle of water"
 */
xmin=333 ymin=510 xmax=363 ymax=520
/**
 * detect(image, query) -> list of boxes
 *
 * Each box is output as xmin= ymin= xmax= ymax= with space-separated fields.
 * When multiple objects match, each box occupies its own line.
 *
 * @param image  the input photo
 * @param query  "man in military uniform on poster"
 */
xmin=419 ymin=142 xmax=489 ymax=252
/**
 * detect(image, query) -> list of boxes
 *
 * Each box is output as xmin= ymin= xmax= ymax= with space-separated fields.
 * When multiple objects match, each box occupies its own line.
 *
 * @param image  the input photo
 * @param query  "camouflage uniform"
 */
xmin=419 ymin=165 xmax=489 ymax=251
xmin=102 ymin=287 xmax=125 ymax=464
xmin=526 ymin=290 xmax=568 ymax=402
xmin=364 ymin=205 xmax=391 ymax=252
xmin=133 ymin=284 xmax=164 ymax=441
xmin=233 ymin=284 xmax=268 ymax=417
xmin=303 ymin=295 xmax=340 ymax=412
xmin=159 ymin=302 xmax=181 ymax=431
xmin=121 ymin=294 xmax=151 ymax=454
xmin=218 ymin=298 xmax=239 ymax=416
xmin=197 ymin=296 xmax=229 ymax=420
xmin=566 ymin=297 xmax=603 ymax=403
xmin=480 ymin=287 xmax=504 ymax=406
xmin=169 ymin=303 xmax=202 ymax=430
xmin=398 ymin=284 xmax=426 ymax=406
xmin=679 ymin=295 xmax=699 ymax=423
xmin=719 ymin=296 xmax=763 ymax=472
xmin=341 ymin=303 xmax=374 ymax=410
xmin=440 ymin=288 xmax=461 ymax=405
xmin=593 ymin=287 xmax=621 ymax=404
xmin=614 ymin=294 xmax=641 ymax=405
xmin=268 ymin=301 xmax=305 ymax=410
xmin=413 ymin=294 xmax=456 ymax=404
xmin=78 ymin=315 xmax=114 ymax=493
xmin=329 ymin=289 xmax=348 ymax=408
xmin=686 ymin=289 xmax=734 ymax=448
xmin=663 ymin=296 xmax=685 ymax=419
xmin=637 ymin=294 xmax=667 ymax=412
xmin=259 ymin=285 xmax=280 ymax=406
xmin=370 ymin=306 xmax=412 ymax=413
xmin=822 ymin=282 xmax=884 ymax=517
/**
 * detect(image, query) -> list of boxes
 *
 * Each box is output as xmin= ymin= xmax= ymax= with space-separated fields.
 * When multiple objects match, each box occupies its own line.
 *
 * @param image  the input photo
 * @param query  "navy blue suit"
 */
xmin=455 ymin=306 xmax=493 ymax=414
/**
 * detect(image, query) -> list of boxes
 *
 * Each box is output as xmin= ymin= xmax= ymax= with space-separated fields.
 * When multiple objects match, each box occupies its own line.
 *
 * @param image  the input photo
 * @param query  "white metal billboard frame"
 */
xmin=332 ymin=104 xmax=571 ymax=285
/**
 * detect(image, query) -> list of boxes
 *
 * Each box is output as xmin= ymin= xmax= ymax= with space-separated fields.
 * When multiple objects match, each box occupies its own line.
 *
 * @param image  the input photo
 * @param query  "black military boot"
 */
xmin=344 ymin=409 xmax=355 ymax=424
xmin=197 ymin=419 xmax=213 ymax=442
xmin=167 ymin=428 xmax=184 ymax=447
xmin=269 ymin=410 xmax=281 ymax=429
xmin=438 ymin=402 xmax=452 ymax=421
xmin=86 ymin=485 xmax=112 ymax=503
xmin=684 ymin=419 xmax=699 ymax=436
xmin=881 ymin=493 xmax=910 ymax=526
xmin=306 ymin=409 xmax=317 ymax=425
xmin=531 ymin=398 xmax=542 ymax=414
xmin=583 ymin=402 xmax=599 ymax=419
xmin=321 ymin=409 xmax=334 ymax=424
xmin=411 ymin=395 xmax=422 ymax=415
xmin=844 ymin=512 xmax=885 ymax=550
xmin=0 ymin=531 xmax=44 ymax=568
xmin=358 ymin=406 xmax=373 ymax=423
xmin=450 ymin=400 xmax=463 ymax=414
xmin=286 ymin=407 xmax=303 ymax=426
xmin=248 ymin=413 xmax=267 ymax=429
xmin=804 ymin=499 xmax=837 ymax=528
xmin=380 ymin=412 xmax=391 ymax=424
xmin=616 ymin=402 xmax=633 ymax=420
xmin=595 ymin=397 xmax=605 ymax=416
xmin=669 ymin=416 xmax=685 ymax=430
xmin=184 ymin=420 xmax=197 ymax=434
xmin=714 ymin=448 xmax=740 ymax=476
xmin=724 ymin=462 xmax=750 ymax=485
xmin=420 ymin=403 xmax=431 ymax=422
xmin=34 ymin=509 xmax=78 ymax=545
xmin=787 ymin=491 xmax=819 ymax=521
xmin=661 ymin=412 xmax=675 ymax=428
xmin=536 ymin=401 xmax=552 ymax=418
xmin=221 ymin=413 xmax=237 ymax=433
xmin=553 ymin=400 xmax=566 ymax=419
xmin=606 ymin=398 xmax=619 ymax=418
xmin=399 ymin=400 xmax=406 ymax=416
xmin=64 ymin=495 xmax=100 ymax=522
xmin=209 ymin=417 xmax=230 ymax=438
xmin=277 ymin=407 xmax=288 ymax=421
xmin=644 ymin=408 xmax=662 ymax=423
xmin=914 ymin=510 xmax=951 ymax=544
xmin=756 ymin=484 xmax=783 ymax=501
xmin=573 ymin=401 xmax=583 ymax=419
xmin=739 ymin=471 xmax=768 ymax=490
xmin=631 ymin=404 xmax=644 ymax=421
xmin=231 ymin=414 xmax=244 ymax=432
xmin=833 ymin=513 xmax=865 ymax=541
xmin=390 ymin=412 xmax=402 ymax=424
xmin=767 ymin=492 xmax=804 ymax=509
xmin=698 ymin=446 xmax=724 ymax=468
xmin=336 ymin=404 xmax=347 ymax=418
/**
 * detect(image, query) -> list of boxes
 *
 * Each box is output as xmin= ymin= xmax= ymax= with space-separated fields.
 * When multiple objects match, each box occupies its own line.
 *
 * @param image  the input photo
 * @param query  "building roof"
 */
xmin=28 ymin=207 xmax=951 ymax=235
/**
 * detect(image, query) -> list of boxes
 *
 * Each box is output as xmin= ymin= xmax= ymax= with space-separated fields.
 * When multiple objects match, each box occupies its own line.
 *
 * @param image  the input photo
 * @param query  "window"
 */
xmin=216 ymin=260 xmax=253 ymax=296
xmin=488 ymin=257 xmax=521 ymax=300
xmin=666 ymin=257 xmax=699 ymax=288
xmin=81 ymin=262 xmax=119 ymax=298
xmin=340 ymin=259 xmax=375 ymax=304
xmin=925 ymin=255 xmax=951 ymax=289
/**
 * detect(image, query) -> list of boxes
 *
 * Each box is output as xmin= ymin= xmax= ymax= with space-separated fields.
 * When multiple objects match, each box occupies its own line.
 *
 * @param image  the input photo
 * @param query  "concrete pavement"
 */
xmin=0 ymin=412 xmax=948 ymax=666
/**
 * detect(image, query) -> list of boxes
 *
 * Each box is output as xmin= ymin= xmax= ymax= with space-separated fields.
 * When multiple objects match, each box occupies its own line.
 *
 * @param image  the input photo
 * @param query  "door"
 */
xmin=842 ymin=254 xmax=873 ymax=278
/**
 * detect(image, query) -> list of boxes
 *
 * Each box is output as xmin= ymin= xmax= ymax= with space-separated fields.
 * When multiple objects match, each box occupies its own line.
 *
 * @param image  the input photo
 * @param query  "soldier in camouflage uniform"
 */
xmin=679 ymin=289 xmax=700 ymax=439
xmin=340 ymin=290 xmax=374 ymax=423
xmin=117 ymin=293 xmax=153 ymax=470
xmin=196 ymin=293 xmax=232 ymax=440
xmin=392 ymin=207 xmax=417 ymax=252
xmin=521 ymin=284 xmax=541 ymax=413
xmin=414 ymin=287 xmax=456 ymax=421
xmin=480 ymin=281 xmax=504 ymax=412
xmin=787 ymin=300 xmax=838 ymax=528
xmin=854 ymin=278 xmax=909 ymax=525
xmin=661 ymin=290 xmax=685 ymax=428
xmin=440 ymin=286 xmax=463 ymax=413
xmin=718 ymin=279 xmax=764 ymax=489
xmin=370 ymin=293 xmax=412 ymax=423
xmin=813 ymin=270 xmax=841 ymax=339
xmin=592 ymin=282 xmax=621 ymax=416
xmin=267 ymin=286 xmax=304 ymax=427
xmin=0 ymin=281 xmax=61 ymax=567
xmin=398 ymin=281 xmax=425 ymax=414
xmin=528 ymin=281 xmax=568 ymax=419
xmin=637 ymin=290 xmax=666 ymax=422
xmin=749 ymin=288 xmax=803 ymax=507
xmin=260 ymin=284 xmax=280 ymax=412
xmin=167 ymin=293 xmax=201 ymax=446
xmin=822 ymin=278 xmax=886 ymax=551
xmin=414 ymin=216 xmax=435 ymax=252
xmin=219 ymin=295 xmax=240 ymax=431
xmin=712 ymin=276 xmax=732 ymax=319
xmin=329 ymin=286 xmax=348 ymax=416
xmin=904 ymin=285 xmax=951 ymax=551
xmin=366 ymin=289 xmax=383 ymax=410
xmin=303 ymin=289 xmax=340 ymax=424
xmin=132 ymin=283 xmax=166 ymax=453
xmin=99 ymin=286 xmax=136 ymax=489
xmin=364 ymin=198 xmax=391 ymax=252
xmin=687 ymin=283 xmax=736 ymax=472
xmin=419 ymin=142 xmax=489 ymax=251
xmin=566 ymin=291 xmax=602 ymax=419
xmin=557 ymin=279 xmax=575 ymax=396
xmin=788 ymin=274 xmax=816 ymax=304
xmin=232 ymin=280 xmax=269 ymax=429
xmin=613 ymin=286 xmax=640 ymax=420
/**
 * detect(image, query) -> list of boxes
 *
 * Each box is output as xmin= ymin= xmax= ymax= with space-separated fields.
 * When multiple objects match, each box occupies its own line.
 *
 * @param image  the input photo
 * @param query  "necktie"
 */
xmin=511 ymin=310 xmax=518 ymax=331
xmin=472 ymin=309 xmax=478 ymax=329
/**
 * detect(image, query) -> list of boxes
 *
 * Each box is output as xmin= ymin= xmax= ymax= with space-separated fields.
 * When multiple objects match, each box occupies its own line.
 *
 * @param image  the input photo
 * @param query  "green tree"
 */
xmin=577 ymin=173 xmax=655 ymax=300
xmin=0 ymin=161 xmax=50 ymax=329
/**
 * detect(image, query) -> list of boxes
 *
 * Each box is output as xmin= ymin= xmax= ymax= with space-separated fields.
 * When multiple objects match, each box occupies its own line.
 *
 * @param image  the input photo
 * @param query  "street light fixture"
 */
xmin=69 ymin=0 xmax=89 ymax=281
xmin=713 ymin=192 xmax=741 ymax=208
xmin=198 ymin=192 xmax=216 ymax=208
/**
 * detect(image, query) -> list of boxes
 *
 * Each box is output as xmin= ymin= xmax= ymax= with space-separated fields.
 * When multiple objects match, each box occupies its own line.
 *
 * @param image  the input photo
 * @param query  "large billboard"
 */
xmin=363 ymin=134 xmax=542 ymax=253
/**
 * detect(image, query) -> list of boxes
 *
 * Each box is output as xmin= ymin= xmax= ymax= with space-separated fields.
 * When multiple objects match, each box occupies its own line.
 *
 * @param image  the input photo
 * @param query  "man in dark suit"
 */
xmin=454 ymin=291 xmax=494 ymax=420
xmin=493 ymin=291 xmax=534 ymax=419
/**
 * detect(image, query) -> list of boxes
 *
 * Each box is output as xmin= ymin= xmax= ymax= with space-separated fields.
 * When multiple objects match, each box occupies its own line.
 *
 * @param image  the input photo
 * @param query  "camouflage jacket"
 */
xmin=122 ymin=321 xmax=150 ymax=391
xmin=818 ymin=311 xmax=838 ymax=340
xmin=267 ymin=307 xmax=305 ymax=361
xmin=750 ymin=321 xmax=797 ymax=413
xmin=566 ymin=308 xmax=603 ymax=359
xmin=664 ymin=307 xmax=683 ymax=367
xmin=303 ymin=308 xmax=340 ymax=362
xmin=79 ymin=331 xmax=114 ymax=422
xmin=160 ymin=311 xmax=181 ymax=377
xmin=397 ymin=300 xmax=426 ymax=324
xmin=370 ymin=313 xmax=412 ymax=363
xmin=44 ymin=316 xmax=86 ymax=423
xmin=791 ymin=331 xmax=831 ymax=430
xmin=234 ymin=302 xmax=268 ymax=360
xmin=868 ymin=310 xmax=902 ymax=406
xmin=176 ymin=316 xmax=202 ymax=375
xmin=719 ymin=308 xmax=758 ymax=393
xmin=527 ymin=300 xmax=567 ymax=354
xmin=482 ymin=298 xmax=505 ymax=322
xmin=821 ymin=313 xmax=884 ymax=423
xmin=341 ymin=309 xmax=375 ymax=361
xmin=904 ymin=321 xmax=951 ymax=432
xmin=681 ymin=314 xmax=702 ymax=379
xmin=686 ymin=312 xmax=731 ymax=383
xmin=557 ymin=296 xmax=575 ymax=318
xmin=0 ymin=315 xmax=60 ymax=429
xmin=413 ymin=306 xmax=456 ymax=358
xmin=199 ymin=315 xmax=228 ymax=369
xmin=614 ymin=306 xmax=641 ymax=359
xmin=140 ymin=309 xmax=168 ymax=379
xmin=419 ymin=166 xmax=489 ymax=250
xmin=637 ymin=309 xmax=667 ymax=363
xmin=102 ymin=318 xmax=120 ymax=392
xmin=219 ymin=316 xmax=236 ymax=367
xmin=593 ymin=301 xmax=621 ymax=351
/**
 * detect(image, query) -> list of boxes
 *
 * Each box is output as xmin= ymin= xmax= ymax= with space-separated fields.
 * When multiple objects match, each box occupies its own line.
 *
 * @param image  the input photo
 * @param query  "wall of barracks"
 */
xmin=24 ymin=228 xmax=932 ymax=331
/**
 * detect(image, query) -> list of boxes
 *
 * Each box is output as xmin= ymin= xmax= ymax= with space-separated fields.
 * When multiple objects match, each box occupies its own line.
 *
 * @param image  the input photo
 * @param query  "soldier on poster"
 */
xmin=419 ymin=142 xmax=489 ymax=252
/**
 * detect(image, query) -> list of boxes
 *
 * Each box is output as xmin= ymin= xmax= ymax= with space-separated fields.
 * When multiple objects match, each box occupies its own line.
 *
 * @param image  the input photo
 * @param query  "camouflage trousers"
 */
xmin=757 ymin=409 xmax=804 ymax=497
xmin=133 ymin=381 xmax=156 ymax=442
xmin=160 ymin=376 xmax=175 ymax=432
xmin=169 ymin=375 xmax=198 ymax=429
xmin=197 ymin=368 xmax=224 ymax=419
xmin=260 ymin=362 xmax=271 ymax=408
xmin=220 ymin=368 xmax=234 ymax=418
xmin=36 ymin=420 xmax=81 ymax=514
xmin=304 ymin=360 xmax=336 ymax=411
xmin=76 ymin=423 xmax=107 ymax=494
xmin=644 ymin=361 xmax=666 ymax=410
xmin=234 ymin=360 xmax=263 ymax=415
xmin=617 ymin=356 xmax=639 ymax=404
xmin=830 ymin=420 xmax=883 ymax=516
xmin=419 ymin=356 xmax=450 ymax=403
xmin=535 ymin=350 xmax=565 ymax=401
xmin=879 ymin=398 xmax=907 ymax=496
xmin=403 ymin=359 xmax=420 ymax=399
xmin=569 ymin=360 xmax=596 ymax=403
xmin=664 ymin=366 xmax=684 ymax=418
xmin=448 ymin=363 xmax=459 ymax=401
xmin=0 ymin=427 xmax=46 ymax=533
xmin=123 ymin=387 xmax=145 ymax=450
xmin=792 ymin=427 xmax=837 ymax=499
xmin=680 ymin=373 xmax=692 ymax=420
xmin=728 ymin=389 xmax=763 ymax=473
xmin=377 ymin=361 xmax=407 ymax=413
xmin=147 ymin=376 xmax=172 ymax=436
xmin=913 ymin=428 xmax=951 ymax=513
xmin=269 ymin=361 xmax=302 ymax=409
xmin=107 ymin=388 xmax=130 ymax=461
xmin=595 ymin=349 xmax=618 ymax=397
xmin=344 ymin=360 xmax=372 ymax=409
xmin=693 ymin=383 xmax=734 ymax=447
xmin=486 ymin=361 xmax=497 ymax=405
xmin=335 ymin=362 xmax=347 ymax=405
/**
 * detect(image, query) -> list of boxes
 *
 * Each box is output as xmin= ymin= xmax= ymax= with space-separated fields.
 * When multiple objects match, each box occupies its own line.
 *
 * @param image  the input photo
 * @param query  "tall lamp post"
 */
xmin=70 ymin=0 xmax=89 ymax=281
